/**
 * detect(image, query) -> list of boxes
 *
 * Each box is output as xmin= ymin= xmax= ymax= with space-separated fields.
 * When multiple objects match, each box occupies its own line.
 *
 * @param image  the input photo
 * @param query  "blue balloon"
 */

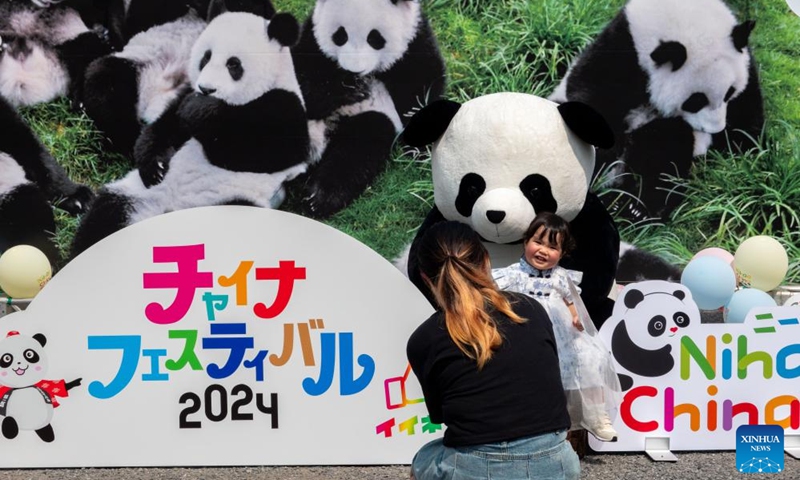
xmin=724 ymin=288 xmax=777 ymax=323
xmin=680 ymin=256 xmax=736 ymax=310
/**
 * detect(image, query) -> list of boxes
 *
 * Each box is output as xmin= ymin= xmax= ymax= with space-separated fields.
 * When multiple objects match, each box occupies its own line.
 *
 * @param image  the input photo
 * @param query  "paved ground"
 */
xmin=0 ymin=452 xmax=796 ymax=479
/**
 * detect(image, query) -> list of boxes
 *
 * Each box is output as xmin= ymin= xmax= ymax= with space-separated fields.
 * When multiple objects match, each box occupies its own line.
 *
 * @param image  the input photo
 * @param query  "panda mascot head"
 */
xmin=70 ymin=3 xmax=308 ymax=258
xmin=403 ymin=92 xmax=620 ymax=326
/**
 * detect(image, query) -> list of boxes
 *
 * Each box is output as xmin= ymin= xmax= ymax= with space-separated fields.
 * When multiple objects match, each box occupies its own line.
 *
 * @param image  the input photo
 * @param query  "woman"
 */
xmin=407 ymin=221 xmax=580 ymax=480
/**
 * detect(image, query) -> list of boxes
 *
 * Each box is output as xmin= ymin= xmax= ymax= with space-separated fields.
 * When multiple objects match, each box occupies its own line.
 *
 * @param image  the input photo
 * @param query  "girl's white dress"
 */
xmin=493 ymin=258 xmax=620 ymax=430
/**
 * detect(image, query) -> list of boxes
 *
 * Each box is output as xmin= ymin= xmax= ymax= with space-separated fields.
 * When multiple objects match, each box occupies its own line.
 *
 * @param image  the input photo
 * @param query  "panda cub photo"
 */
xmin=290 ymin=0 xmax=446 ymax=218
xmin=0 ymin=94 xmax=94 ymax=267
xmin=0 ymin=0 xmax=111 ymax=107
xmin=549 ymin=0 xmax=763 ymax=222
xmin=70 ymin=2 xmax=309 ymax=257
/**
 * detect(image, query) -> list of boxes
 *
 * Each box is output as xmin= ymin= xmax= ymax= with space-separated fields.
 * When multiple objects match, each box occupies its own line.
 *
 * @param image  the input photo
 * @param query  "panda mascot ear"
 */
xmin=33 ymin=333 xmax=47 ymax=347
xmin=402 ymin=100 xmax=462 ymax=148
xmin=650 ymin=40 xmax=687 ymax=72
xmin=267 ymin=13 xmax=300 ymax=47
xmin=557 ymin=101 xmax=615 ymax=149
xmin=732 ymin=20 xmax=755 ymax=52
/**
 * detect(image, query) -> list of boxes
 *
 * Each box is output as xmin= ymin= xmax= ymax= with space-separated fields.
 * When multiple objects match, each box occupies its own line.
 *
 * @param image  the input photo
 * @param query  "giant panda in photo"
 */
xmin=549 ymin=0 xmax=764 ymax=223
xmin=0 ymin=0 xmax=111 ymax=107
xmin=402 ymin=93 xmax=620 ymax=327
xmin=0 ymin=95 xmax=93 ymax=267
xmin=70 ymin=3 xmax=309 ymax=258
xmin=288 ymin=0 xmax=446 ymax=219
xmin=80 ymin=0 xmax=277 ymax=156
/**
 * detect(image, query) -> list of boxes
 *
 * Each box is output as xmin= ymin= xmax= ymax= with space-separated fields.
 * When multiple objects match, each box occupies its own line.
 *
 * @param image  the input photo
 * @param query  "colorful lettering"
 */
xmin=143 ymin=245 xmax=213 ymax=325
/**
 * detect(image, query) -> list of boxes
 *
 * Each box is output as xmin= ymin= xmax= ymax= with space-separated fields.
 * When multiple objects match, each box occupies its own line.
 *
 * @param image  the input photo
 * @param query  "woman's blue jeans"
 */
xmin=412 ymin=430 xmax=580 ymax=479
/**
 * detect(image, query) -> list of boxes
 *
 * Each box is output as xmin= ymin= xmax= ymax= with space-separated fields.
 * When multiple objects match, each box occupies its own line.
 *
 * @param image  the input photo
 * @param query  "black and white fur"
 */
xmin=0 ymin=95 xmax=93 ymax=266
xmin=289 ymin=0 xmax=446 ymax=218
xmin=80 ymin=5 xmax=210 ymax=155
xmin=0 ymin=0 xmax=110 ymax=107
xmin=549 ymin=0 xmax=763 ymax=222
xmin=400 ymin=93 xmax=621 ymax=326
xmin=70 ymin=4 xmax=309 ymax=257
xmin=0 ymin=332 xmax=82 ymax=442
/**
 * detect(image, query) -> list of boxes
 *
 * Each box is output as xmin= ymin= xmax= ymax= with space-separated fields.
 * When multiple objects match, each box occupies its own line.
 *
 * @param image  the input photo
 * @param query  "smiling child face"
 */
xmin=524 ymin=226 xmax=563 ymax=270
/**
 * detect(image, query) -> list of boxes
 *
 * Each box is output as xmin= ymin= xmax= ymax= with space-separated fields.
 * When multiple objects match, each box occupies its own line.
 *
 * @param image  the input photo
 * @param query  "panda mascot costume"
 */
xmin=288 ymin=0 xmax=446 ymax=219
xmin=70 ymin=3 xmax=309 ymax=257
xmin=403 ymin=92 xmax=620 ymax=327
xmin=549 ymin=0 xmax=763 ymax=223
xmin=0 ymin=0 xmax=111 ymax=107
xmin=0 ymin=95 xmax=93 ymax=267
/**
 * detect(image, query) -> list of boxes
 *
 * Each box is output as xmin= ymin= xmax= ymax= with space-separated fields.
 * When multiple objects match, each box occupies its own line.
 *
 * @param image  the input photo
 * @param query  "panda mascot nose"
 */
xmin=486 ymin=210 xmax=506 ymax=224
xmin=198 ymin=85 xmax=216 ymax=96
xmin=670 ymin=326 xmax=678 ymax=333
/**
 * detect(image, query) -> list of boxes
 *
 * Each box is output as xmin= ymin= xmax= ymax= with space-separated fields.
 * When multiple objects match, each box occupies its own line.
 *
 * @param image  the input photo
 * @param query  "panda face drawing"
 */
xmin=0 ymin=333 xmax=48 ymax=389
xmin=431 ymin=93 xmax=596 ymax=244
xmin=606 ymin=282 xmax=700 ymax=389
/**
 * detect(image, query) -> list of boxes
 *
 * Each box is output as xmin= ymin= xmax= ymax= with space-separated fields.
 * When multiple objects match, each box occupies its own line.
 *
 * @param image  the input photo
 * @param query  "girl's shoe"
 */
xmin=581 ymin=410 xmax=618 ymax=442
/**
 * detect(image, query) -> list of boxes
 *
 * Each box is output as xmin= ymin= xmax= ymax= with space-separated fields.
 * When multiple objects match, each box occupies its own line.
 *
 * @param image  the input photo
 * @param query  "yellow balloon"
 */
xmin=0 ymin=245 xmax=52 ymax=299
xmin=733 ymin=236 xmax=789 ymax=292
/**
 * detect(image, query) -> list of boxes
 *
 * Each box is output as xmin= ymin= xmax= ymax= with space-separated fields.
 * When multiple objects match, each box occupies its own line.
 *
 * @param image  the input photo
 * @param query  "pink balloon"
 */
xmin=692 ymin=247 xmax=735 ymax=265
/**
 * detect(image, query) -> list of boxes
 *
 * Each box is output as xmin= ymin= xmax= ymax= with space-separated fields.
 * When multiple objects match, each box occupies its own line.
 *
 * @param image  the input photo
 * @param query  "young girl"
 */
xmin=492 ymin=212 xmax=619 ymax=442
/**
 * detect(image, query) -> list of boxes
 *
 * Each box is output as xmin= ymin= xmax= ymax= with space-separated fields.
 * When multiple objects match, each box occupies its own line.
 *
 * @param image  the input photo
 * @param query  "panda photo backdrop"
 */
xmin=0 ymin=0 xmax=797 ymax=293
xmin=592 ymin=281 xmax=800 ymax=453
xmin=0 ymin=206 xmax=437 ymax=467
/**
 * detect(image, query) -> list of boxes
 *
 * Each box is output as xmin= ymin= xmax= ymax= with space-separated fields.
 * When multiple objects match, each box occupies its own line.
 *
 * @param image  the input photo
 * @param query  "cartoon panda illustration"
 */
xmin=0 ymin=331 xmax=82 ymax=442
xmin=599 ymin=281 xmax=701 ymax=391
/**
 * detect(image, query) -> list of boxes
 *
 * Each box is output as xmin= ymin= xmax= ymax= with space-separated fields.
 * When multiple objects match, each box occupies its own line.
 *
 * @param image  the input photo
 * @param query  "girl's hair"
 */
xmin=523 ymin=212 xmax=576 ymax=254
xmin=416 ymin=221 xmax=524 ymax=369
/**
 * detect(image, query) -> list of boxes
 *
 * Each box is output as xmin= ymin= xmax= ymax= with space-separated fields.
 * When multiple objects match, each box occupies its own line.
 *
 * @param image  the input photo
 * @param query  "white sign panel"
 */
xmin=0 ymin=206 xmax=437 ymax=467
xmin=591 ymin=281 xmax=800 ymax=452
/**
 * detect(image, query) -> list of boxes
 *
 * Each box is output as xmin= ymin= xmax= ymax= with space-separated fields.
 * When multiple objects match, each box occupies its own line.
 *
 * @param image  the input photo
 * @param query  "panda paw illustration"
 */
xmin=65 ymin=378 xmax=82 ymax=390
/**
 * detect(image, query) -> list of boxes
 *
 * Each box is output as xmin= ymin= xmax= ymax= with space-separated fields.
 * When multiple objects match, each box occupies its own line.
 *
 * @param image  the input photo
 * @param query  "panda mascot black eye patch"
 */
xmin=519 ymin=174 xmax=557 ymax=214
xmin=455 ymin=173 xmax=485 ymax=218
xmin=549 ymin=0 xmax=764 ymax=224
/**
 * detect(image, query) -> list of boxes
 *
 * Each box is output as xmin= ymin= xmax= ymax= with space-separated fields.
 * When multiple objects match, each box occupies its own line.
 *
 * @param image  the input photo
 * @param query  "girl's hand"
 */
xmin=572 ymin=315 xmax=584 ymax=332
